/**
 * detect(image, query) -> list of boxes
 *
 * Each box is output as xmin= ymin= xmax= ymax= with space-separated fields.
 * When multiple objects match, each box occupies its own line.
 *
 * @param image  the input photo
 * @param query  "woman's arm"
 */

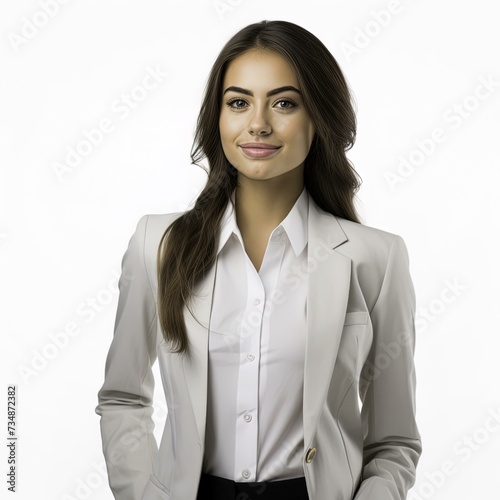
xmin=354 ymin=234 xmax=422 ymax=499
xmin=95 ymin=215 xmax=159 ymax=500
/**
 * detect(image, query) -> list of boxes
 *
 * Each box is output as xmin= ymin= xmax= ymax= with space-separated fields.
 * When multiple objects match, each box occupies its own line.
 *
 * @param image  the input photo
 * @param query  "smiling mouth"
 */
xmin=239 ymin=145 xmax=282 ymax=158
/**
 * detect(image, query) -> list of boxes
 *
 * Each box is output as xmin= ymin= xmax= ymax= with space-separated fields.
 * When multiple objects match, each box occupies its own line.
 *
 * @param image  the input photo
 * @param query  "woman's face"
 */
xmin=219 ymin=49 xmax=315 ymax=183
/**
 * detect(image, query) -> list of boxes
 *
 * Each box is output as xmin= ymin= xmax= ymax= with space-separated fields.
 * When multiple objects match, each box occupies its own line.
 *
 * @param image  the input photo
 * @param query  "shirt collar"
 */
xmin=217 ymin=186 xmax=309 ymax=257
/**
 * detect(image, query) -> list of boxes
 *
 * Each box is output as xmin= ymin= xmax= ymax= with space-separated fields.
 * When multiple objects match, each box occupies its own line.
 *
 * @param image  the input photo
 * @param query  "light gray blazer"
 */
xmin=95 ymin=194 xmax=422 ymax=500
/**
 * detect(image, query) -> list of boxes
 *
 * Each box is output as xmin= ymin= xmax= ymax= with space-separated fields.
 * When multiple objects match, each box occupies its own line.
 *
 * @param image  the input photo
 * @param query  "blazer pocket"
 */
xmin=343 ymin=311 xmax=369 ymax=326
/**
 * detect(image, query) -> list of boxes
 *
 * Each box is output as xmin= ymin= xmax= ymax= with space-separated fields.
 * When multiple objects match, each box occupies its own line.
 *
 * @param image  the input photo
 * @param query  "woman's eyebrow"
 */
xmin=223 ymin=85 xmax=301 ymax=97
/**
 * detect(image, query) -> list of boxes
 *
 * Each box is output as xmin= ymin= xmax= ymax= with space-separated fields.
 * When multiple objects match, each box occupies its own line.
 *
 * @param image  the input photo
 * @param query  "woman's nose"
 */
xmin=248 ymin=105 xmax=272 ymax=135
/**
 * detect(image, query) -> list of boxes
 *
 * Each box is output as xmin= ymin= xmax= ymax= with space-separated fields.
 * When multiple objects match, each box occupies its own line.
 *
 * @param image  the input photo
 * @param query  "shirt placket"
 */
xmin=234 ymin=227 xmax=287 ymax=481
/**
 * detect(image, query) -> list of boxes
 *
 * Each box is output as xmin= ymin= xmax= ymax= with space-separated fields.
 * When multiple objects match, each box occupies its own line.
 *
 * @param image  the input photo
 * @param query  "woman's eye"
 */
xmin=226 ymin=99 xmax=248 ymax=109
xmin=275 ymin=99 xmax=297 ymax=110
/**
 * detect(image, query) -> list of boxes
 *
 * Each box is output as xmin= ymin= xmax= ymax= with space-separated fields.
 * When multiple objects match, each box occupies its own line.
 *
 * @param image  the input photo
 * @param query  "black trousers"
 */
xmin=196 ymin=472 xmax=309 ymax=500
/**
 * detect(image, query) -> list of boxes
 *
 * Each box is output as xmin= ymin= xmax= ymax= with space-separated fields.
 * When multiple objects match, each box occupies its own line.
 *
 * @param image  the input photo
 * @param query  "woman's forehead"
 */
xmin=222 ymin=50 xmax=299 ymax=90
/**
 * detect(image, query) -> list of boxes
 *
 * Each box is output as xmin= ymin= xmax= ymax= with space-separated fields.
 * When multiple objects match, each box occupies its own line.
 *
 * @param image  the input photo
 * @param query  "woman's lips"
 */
xmin=239 ymin=146 xmax=281 ymax=158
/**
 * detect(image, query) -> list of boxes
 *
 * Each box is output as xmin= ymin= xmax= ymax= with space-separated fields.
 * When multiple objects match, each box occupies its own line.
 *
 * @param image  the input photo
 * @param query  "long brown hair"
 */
xmin=156 ymin=20 xmax=361 ymax=357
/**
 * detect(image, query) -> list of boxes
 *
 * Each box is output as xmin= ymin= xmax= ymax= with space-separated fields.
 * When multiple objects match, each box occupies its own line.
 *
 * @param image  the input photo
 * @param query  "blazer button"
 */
xmin=305 ymin=447 xmax=317 ymax=463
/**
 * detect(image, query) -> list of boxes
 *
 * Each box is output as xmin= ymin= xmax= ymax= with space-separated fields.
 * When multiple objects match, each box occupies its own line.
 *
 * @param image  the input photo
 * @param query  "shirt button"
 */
xmin=275 ymin=228 xmax=283 ymax=236
xmin=242 ymin=469 xmax=251 ymax=479
xmin=247 ymin=354 xmax=255 ymax=361
xmin=253 ymin=298 xmax=260 ymax=306
xmin=244 ymin=413 xmax=252 ymax=422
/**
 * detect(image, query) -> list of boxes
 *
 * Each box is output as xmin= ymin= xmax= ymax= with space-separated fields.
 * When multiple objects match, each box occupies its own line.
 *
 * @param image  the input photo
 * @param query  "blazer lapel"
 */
xmin=179 ymin=194 xmax=352 ymax=451
xmin=179 ymin=259 xmax=216 ymax=445
xmin=303 ymin=197 xmax=351 ymax=448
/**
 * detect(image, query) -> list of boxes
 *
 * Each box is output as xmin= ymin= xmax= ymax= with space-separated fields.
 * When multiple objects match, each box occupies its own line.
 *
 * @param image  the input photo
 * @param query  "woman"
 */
xmin=95 ymin=20 xmax=422 ymax=500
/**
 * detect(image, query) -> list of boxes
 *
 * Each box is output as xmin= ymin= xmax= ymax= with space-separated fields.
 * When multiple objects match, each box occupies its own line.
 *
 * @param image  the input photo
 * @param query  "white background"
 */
xmin=2 ymin=1 xmax=499 ymax=499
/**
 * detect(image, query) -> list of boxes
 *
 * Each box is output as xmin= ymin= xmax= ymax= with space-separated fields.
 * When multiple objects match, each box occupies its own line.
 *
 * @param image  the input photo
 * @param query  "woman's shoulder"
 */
xmin=335 ymin=215 xmax=403 ymax=246
xmin=134 ymin=211 xmax=185 ymax=251
xmin=143 ymin=211 xmax=184 ymax=232
xmin=124 ymin=212 xmax=184 ymax=256
xmin=331 ymin=215 xmax=411 ymax=269
xmin=127 ymin=212 xmax=186 ymax=292
xmin=309 ymin=195 xmax=406 ymax=252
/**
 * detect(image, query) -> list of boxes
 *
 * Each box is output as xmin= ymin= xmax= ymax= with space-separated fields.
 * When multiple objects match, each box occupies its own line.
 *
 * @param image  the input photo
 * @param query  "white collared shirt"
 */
xmin=202 ymin=186 xmax=309 ymax=482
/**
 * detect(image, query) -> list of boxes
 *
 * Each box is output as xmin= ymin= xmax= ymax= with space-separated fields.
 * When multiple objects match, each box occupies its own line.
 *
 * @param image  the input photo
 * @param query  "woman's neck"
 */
xmin=234 ymin=172 xmax=304 ymax=236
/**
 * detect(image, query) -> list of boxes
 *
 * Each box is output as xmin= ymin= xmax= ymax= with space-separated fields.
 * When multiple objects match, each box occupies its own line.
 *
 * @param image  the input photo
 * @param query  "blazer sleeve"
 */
xmin=95 ymin=214 xmax=159 ymax=500
xmin=354 ymin=234 xmax=422 ymax=500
